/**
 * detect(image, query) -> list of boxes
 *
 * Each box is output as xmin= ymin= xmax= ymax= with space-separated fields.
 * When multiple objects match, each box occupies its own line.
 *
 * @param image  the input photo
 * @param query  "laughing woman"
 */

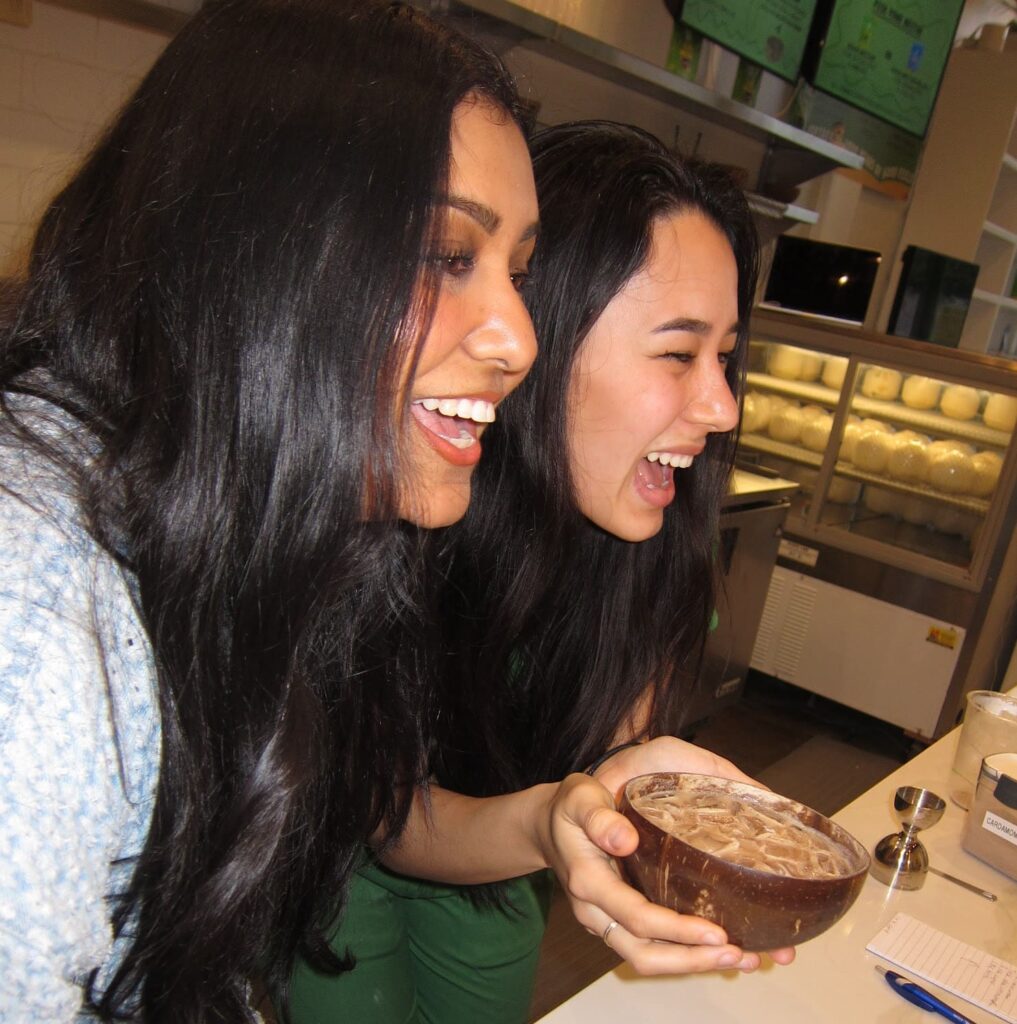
xmin=0 ymin=1 xmax=547 ymax=1019
xmin=288 ymin=122 xmax=794 ymax=1024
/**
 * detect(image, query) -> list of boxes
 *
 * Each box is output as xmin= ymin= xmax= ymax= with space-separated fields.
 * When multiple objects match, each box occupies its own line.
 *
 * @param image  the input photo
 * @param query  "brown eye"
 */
xmin=510 ymin=270 xmax=530 ymax=293
xmin=432 ymin=251 xmax=475 ymax=277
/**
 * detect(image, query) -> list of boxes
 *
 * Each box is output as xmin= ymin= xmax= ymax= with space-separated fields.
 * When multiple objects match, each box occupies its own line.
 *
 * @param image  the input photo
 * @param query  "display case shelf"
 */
xmin=740 ymin=434 xmax=992 ymax=515
xmin=848 ymin=395 xmax=1012 ymax=448
xmin=739 ymin=434 xmax=823 ymax=468
xmin=828 ymin=464 xmax=990 ymax=515
xmin=744 ymin=372 xmax=839 ymax=408
xmin=745 ymin=371 xmax=1013 ymax=448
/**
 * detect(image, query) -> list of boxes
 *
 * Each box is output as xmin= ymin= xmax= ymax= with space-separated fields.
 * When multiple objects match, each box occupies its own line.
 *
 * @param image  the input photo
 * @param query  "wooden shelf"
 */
xmin=438 ymin=0 xmax=863 ymax=196
xmin=982 ymin=220 xmax=1017 ymax=246
xmin=973 ymin=288 xmax=1017 ymax=312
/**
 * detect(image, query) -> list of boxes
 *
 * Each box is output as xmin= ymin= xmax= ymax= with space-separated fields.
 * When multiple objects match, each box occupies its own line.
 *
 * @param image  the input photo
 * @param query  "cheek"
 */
xmin=416 ymin=295 xmax=466 ymax=378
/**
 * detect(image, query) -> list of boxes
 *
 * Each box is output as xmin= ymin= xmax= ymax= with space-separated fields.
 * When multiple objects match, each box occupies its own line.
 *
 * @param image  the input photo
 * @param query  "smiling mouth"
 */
xmin=636 ymin=451 xmax=695 ymax=499
xmin=410 ymin=397 xmax=495 ymax=461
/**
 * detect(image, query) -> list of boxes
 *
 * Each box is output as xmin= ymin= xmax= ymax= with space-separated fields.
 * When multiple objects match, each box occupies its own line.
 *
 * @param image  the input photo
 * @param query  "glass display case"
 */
xmin=738 ymin=308 xmax=1017 ymax=740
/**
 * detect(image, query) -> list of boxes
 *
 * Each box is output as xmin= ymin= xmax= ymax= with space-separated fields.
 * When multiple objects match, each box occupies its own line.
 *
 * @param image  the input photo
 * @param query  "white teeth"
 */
xmin=413 ymin=398 xmax=496 ymax=424
xmin=446 ymin=434 xmax=475 ymax=449
xmin=646 ymin=452 xmax=695 ymax=469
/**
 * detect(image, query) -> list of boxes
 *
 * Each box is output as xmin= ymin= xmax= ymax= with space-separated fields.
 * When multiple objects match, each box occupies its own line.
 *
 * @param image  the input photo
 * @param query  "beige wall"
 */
xmin=0 ymin=2 xmax=168 ymax=275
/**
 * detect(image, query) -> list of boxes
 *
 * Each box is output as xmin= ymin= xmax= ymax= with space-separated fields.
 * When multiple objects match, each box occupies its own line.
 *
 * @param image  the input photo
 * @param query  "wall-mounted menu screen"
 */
xmin=807 ymin=0 xmax=964 ymax=138
xmin=669 ymin=0 xmax=820 ymax=82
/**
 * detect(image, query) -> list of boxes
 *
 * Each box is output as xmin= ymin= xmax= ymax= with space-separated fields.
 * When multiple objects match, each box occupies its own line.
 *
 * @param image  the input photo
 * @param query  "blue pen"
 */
xmin=875 ymin=965 xmax=977 ymax=1024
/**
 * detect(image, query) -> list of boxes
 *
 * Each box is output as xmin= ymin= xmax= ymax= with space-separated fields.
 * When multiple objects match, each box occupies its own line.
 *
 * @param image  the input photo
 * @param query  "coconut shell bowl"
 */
xmin=619 ymin=772 xmax=870 ymax=952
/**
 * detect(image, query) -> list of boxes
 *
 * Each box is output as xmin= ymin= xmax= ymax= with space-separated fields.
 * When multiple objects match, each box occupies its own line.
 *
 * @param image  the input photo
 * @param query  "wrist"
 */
xmin=525 ymin=782 xmax=561 ymax=873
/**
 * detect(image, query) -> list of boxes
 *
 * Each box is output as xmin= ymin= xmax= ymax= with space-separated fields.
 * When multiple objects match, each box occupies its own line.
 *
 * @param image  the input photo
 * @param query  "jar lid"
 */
xmin=981 ymin=752 xmax=1017 ymax=808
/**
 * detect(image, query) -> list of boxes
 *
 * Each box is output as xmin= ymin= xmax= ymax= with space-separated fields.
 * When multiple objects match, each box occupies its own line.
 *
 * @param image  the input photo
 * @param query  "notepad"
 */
xmin=867 ymin=913 xmax=1017 ymax=1023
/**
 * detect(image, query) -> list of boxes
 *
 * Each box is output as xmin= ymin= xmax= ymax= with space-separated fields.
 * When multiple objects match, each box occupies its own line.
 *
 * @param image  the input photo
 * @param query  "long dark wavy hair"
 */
xmin=0 ymin=1 xmax=530 ymax=1019
xmin=432 ymin=121 xmax=758 ymax=798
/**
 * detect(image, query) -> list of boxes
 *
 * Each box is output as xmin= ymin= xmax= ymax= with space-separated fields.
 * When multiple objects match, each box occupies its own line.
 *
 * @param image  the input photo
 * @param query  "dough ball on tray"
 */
xmin=822 ymin=356 xmax=848 ymax=390
xmin=901 ymin=375 xmax=942 ymax=410
xmin=969 ymin=450 xmax=1003 ymax=498
xmin=861 ymin=366 xmax=902 ymax=401
xmin=886 ymin=432 xmax=930 ymax=484
xmin=827 ymin=476 xmax=861 ymax=504
xmin=984 ymin=393 xmax=1017 ymax=432
xmin=801 ymin=413 xmax=834 ymax=453
xmin=768 ymin=403 xmax=804 ymax=443
xmin=798 ymin=351 xmax=823 ymax=382
xmin=927 ymin=445 xmax=974 ymax=494
xmin=939 ymin=385 xmax=979 ymax=421
xmin=741 ymin=391 xmax=771 ymax=433
xmin=863 ymin=486 xmax=899 ymax=517
xmin=853 ymin=426 xmax=896 ymax=473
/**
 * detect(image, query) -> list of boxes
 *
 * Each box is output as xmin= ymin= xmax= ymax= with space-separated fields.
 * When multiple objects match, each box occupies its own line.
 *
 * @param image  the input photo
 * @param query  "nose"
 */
xmin=463 ymin=280 xmax=538 ymax=379
xmin=687 ymin=359 xmax=740 ymax=434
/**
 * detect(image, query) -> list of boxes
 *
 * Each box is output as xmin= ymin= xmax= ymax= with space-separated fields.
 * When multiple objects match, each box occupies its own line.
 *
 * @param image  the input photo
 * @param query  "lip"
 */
xmin=408 ymin=390 xmax=503 ymax=469
xmin=647 ymin=443 xmax=706 ymax=460
xmin=634 ymin=463 xmax=676 ymax=508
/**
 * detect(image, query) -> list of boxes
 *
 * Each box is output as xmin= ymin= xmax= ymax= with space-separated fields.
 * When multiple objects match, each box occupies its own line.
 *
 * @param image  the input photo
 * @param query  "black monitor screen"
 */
xmin=887 ymin=246 xmax=979 ymax=347
xmin=667 ymin=0 xmax=820 ymax=82
xmin=806 ymin=0 xmax=964 ymax=138
xmin=763 ymin=235 xmax=882 ymax=324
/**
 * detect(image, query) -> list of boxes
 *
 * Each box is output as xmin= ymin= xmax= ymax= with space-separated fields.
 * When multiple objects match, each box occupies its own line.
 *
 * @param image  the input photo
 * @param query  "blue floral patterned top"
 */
xmin=0 ymin=397 xmax=160 ymax=1021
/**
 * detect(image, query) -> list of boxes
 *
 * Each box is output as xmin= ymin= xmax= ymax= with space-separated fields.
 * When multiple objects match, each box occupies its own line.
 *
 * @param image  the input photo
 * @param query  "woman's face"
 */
xmin=401 ymin=98 xmax=539 ymax=527
xmin=567 ymin=211 xmax=740 ymax=542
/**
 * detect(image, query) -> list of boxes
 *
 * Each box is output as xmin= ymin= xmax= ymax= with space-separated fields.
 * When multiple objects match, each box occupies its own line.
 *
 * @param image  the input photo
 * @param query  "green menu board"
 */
xmin=679 ymin=0 xmax=820 ymax=82
xmin=811 ymin=0 xmax=965 ymax=138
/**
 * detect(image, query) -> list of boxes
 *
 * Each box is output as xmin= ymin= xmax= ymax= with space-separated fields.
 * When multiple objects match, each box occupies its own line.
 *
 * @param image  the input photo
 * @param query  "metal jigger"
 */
xmin=870 ymin=786 xmax=946 ymax=890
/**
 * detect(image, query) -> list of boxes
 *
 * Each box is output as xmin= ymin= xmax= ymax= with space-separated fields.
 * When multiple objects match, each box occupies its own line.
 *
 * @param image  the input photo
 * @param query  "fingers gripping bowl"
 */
xmin=619 ymin=773 xmax=870 ymax=951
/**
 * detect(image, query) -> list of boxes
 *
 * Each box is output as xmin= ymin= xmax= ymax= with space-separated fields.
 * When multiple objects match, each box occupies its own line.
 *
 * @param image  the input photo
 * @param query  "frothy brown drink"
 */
xmin=631 ymin=785 xmax=853 ymax=879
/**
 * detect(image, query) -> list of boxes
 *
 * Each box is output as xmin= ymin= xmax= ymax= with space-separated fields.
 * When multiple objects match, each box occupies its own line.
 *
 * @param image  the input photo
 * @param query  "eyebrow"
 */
xmin=653 ymin=317 xmax=741 ymax=336
xmin=443 ymin=194 xmax=539 ymax=242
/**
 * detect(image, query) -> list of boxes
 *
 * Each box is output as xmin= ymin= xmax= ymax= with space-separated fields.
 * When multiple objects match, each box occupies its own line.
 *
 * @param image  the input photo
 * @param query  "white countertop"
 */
xmin=538 ymin=728 xmax=1017 ymax=1023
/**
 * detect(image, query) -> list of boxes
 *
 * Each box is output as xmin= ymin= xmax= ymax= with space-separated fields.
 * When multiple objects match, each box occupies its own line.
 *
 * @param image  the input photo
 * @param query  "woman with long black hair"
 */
xmin=290 ymin=122 xmax=794 ymax=1023
xmin=0 ymin=1 xmax=553 ymax=1018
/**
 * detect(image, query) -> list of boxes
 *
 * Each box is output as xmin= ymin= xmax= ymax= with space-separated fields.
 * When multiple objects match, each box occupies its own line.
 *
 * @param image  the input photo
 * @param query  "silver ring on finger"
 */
xmin=601 ymin=919 xmax=619 ymax=947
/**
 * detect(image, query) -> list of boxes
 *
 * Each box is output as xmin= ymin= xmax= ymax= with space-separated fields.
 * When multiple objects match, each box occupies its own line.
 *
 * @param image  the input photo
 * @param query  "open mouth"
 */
xmin=634 ymin=451 xmax=695 ymax=506
xmin=410 ymin=397 xmax=495 ymax=465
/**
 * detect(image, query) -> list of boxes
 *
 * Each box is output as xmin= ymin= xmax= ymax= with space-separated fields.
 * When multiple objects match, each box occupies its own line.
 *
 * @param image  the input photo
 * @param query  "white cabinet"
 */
xmin=751 ymin=565 xmax=965 ymax=740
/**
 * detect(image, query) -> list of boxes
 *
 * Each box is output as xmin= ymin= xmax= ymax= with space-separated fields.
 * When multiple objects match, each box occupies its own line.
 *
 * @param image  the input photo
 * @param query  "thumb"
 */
xmin=583 ymin=804 xmax=639 ymax=858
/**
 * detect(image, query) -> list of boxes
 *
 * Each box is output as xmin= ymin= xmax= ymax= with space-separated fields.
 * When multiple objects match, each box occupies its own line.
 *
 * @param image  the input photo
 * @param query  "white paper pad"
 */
xmin=867 ymin=913 xmax=1017 ymax=1023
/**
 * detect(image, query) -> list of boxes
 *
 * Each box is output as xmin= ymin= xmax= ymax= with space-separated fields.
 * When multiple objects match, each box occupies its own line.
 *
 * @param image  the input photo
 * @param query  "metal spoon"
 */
xmin=927 ymin=866 xmax=998 ymax=901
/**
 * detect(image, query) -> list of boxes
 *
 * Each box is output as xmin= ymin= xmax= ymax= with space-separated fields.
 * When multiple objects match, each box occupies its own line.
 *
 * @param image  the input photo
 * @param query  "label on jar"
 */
xmin=982 ymin=810 xmax=1017 ymax=848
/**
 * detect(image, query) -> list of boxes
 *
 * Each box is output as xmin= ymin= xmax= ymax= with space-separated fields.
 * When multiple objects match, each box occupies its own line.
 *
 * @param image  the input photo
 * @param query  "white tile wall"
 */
xmin=0 ymin=1 xmax=169 ymax=275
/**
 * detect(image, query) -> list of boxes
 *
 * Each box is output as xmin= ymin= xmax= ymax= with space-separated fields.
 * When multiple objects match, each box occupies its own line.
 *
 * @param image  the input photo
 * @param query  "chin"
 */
xmin=593 ymin=512 xmax=665 ymax=543
xmin=402 ymin=485 xmax=471 ymax=529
